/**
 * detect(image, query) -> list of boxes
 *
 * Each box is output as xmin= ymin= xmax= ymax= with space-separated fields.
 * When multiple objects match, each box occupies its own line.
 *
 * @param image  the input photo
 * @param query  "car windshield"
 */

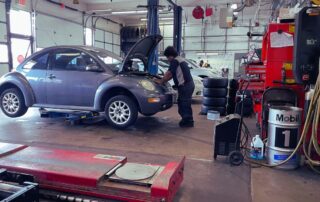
xmin=158 ymin=61 xmax=169 ymax=69
xmin=160 ymin=58 xmax=196 ymax=70
xmin=186 ymin=59 xmax=201 ymax=69
xmin=84 ymin=47 xmax=123 ymax=72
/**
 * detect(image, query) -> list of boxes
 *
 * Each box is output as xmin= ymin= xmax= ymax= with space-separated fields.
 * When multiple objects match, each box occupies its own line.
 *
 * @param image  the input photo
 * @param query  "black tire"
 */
xmin=0 ymin=88 xmax=28 ymax=118
xmin=200 ymin=105 xmax=226 ymax=115
xmin=202 ymin=97 xmax=227 ymax=107
xmin=203 ymin=88 xmax=228 ymax=97
xmin=105 ymin=95 xmax=138 ymax=129
xmin=203 ymin=78 xmax=228 ymax=88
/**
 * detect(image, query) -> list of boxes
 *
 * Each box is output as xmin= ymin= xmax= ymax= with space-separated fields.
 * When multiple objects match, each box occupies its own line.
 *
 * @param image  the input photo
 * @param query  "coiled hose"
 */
xmin=245 ymin=74 xmax=320 ymax=172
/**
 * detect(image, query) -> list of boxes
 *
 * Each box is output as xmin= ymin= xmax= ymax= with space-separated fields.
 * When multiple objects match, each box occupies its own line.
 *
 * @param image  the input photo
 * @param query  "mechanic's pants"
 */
xmin=177 ymin=82 xmax=195 ymax=122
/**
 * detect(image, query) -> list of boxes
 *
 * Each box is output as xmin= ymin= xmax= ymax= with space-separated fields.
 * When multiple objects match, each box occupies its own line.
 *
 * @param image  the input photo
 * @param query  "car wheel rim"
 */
xmin=108 ymin=101 xmax=131 ymax=125
xmin=2 ymin=92 xmax=20 ymax=115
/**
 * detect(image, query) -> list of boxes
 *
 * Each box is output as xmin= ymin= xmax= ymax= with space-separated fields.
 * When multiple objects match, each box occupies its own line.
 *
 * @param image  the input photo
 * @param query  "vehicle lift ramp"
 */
xmin=0 ymin=143 xmax=185 ymax=202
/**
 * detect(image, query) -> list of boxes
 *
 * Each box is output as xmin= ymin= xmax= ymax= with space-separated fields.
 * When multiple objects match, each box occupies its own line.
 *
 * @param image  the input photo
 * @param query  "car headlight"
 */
xmin=140 ymin=80 xmax=156 ymax=91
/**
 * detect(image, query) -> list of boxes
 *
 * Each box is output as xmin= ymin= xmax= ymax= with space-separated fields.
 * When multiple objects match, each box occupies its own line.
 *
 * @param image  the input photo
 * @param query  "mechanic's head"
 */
xmin=164 ymin=46 xmax=178 ymax=62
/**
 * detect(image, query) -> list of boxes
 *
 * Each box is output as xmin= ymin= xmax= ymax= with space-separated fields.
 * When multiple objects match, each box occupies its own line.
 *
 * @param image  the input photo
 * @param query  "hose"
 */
xmin=245 ymin=73 xmax=320 ymax=171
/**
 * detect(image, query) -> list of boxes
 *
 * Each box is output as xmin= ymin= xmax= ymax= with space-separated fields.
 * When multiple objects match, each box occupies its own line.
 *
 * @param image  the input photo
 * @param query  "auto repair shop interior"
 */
xmin=0 ymin=0 xmax=320 ymax=201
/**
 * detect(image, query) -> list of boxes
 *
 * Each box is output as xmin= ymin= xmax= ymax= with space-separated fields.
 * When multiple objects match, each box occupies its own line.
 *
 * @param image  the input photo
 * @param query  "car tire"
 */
xmin=203 ymin=78 xmax=228 ymax=88
xmin=202 ymin=97 xmax=227 ymax=107
xmin=0 ymin=88 xmax=28 ymax=118
xmin=200 ymin=106 xmax=226 ymax=115
xmin=105 ymin=95 xmax=138 ymax=129
xmin=203 ymin=88 xmax=228 ymax=97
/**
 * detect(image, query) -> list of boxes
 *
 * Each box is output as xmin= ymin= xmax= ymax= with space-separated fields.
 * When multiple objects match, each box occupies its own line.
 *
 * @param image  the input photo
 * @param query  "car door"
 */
xmin=46 ymin=48 xmax=106 ymax=108
xmin=19 ymin=52 xmax=49 ymax=104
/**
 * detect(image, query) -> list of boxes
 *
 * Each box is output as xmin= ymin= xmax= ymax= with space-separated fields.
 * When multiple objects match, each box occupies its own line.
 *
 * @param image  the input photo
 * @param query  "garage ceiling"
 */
xmin=68 ymin=0 xmax=273 ymax=25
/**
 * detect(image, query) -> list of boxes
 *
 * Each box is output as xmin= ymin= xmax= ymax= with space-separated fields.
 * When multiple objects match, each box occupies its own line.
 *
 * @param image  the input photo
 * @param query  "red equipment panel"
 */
xmin=262 ymin=23 xmax=304 ymax=108
xmin=0 ymin=143 xmax=184 ymax=202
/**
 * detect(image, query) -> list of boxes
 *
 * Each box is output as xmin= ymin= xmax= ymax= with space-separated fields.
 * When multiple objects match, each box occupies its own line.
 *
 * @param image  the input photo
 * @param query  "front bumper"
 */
xmin=139 ymin=92 xmax=175 ymax=114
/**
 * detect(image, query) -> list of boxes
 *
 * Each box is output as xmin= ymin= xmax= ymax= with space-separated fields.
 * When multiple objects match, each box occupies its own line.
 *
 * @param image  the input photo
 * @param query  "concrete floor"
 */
xmin=0 ymin=99 xmax=319 ymax=202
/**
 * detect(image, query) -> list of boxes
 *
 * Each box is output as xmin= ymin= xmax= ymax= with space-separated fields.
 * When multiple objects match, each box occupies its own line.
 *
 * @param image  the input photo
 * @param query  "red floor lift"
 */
xmin=0 ymin=143 xmax=184 ymax=201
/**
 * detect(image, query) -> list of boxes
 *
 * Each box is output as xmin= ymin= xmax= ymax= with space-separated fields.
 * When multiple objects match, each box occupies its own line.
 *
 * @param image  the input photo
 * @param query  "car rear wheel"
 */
xmin=0 ymin=88 xmax=28 ymax=118
xmin=105 ymin=95 xmax=138 ymax=129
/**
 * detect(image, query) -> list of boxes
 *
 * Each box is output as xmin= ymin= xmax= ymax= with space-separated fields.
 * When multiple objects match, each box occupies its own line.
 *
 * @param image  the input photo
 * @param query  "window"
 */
xmin=85 ymin=28 xmax=93 ymax=46
xmin=11 ymin=38 xmax=32 ymax=68
xmin=23 ymin=53 xmax=49 ymax=70
xmin=10 ymin=10 xmax=31 ymax=36
xmin=51 ymin=50 xmax=98 ymax=71
xmin=0 ymin=45 xmax=8 ymax=63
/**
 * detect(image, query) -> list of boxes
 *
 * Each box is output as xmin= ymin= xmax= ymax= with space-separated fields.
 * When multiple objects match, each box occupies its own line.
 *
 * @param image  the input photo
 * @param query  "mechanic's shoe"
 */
xmin=179 ymin=120 xmax=194 ymax=128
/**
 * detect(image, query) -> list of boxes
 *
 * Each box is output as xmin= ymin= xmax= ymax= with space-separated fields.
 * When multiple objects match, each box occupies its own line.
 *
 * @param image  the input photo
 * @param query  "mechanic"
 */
xmin=155 ymin=46 xmax=195 ymax=128
xmin=199 ymin=60 xmax=204 ymax=67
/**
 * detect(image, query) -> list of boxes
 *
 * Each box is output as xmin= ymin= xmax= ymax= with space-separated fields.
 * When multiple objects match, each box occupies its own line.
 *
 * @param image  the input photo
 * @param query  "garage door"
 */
xmin=0 ymin=0 xmax=9 ymax=76
xmin=36 ymin=13 xmax=84 ymax=48
xmin=94 ymin=29 xmax=121 ymax=56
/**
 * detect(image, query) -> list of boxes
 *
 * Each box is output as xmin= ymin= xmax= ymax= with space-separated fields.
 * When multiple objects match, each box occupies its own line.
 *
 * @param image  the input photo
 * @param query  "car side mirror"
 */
xmin=86 ymin=64 xmax=102 ymax=72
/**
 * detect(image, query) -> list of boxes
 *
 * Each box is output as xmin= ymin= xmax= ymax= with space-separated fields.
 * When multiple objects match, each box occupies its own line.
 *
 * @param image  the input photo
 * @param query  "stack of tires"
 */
xmin=201 ymin=78 xmax=228 ymax=116
xmin=235 ymin=90 xmax=253 ymax=117
xmin=227 ymin=79 xmax=239 ymax=115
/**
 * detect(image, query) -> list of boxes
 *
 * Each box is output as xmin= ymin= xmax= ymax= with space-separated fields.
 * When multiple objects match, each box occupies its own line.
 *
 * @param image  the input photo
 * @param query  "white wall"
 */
xmin=36 ymin=13 xmax=84 ymax=47
xmin=10 ymin=0 xmax=122 ymax=55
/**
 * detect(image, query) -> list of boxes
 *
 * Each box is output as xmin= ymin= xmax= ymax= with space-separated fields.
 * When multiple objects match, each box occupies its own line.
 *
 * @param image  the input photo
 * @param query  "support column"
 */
xmin=173 ymin=6 xmax=182 ymax=55
xmin=5 ymin=0 xmax=12 ymax=71
xmin=147 ymin=0 xmax=159 ymax=75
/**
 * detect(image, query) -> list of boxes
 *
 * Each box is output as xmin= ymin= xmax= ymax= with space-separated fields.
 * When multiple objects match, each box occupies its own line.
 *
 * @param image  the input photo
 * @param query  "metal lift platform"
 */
xmin=39 ymin=108 xmax=104 ymax=125
xmin=0 ymin=143 xmax=185 ymax=202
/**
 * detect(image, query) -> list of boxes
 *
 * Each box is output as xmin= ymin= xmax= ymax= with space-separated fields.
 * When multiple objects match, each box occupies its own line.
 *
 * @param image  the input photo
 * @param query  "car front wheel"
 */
xmin=0 ymin=88 xmax=28 ymax=118
xmin=105 ymin=95 xmax=138 ymax=129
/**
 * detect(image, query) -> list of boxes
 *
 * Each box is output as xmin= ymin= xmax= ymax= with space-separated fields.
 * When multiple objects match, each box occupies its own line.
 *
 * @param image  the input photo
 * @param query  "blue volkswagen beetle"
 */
xmin=0 ymin=35 xmax=174 ymax=129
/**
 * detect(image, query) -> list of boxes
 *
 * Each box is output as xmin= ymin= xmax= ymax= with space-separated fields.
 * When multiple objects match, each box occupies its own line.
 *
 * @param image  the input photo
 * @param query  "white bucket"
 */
xmin=207 ymin=110 xmax=220 ymax=121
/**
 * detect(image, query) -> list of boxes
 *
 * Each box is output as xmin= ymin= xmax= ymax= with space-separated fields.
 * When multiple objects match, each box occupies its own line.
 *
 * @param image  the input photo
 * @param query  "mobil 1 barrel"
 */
xmin=266 ymin=106 xmax=302 ymax=169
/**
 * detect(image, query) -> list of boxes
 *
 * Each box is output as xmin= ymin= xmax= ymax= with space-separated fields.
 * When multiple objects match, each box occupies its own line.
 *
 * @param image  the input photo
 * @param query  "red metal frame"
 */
xmin=246 ymin=23 xmax=305 ymax=130
xmin=0 ymin=143 xmax=184 ymax=202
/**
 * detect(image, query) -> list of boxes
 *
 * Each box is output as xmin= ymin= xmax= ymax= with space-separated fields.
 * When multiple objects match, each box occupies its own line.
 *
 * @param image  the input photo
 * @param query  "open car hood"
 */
xmin=120 ymin=35 xmax=163 ymax=72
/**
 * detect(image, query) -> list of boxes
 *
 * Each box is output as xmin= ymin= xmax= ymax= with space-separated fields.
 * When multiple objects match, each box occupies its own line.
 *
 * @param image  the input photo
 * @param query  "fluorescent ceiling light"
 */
xmin=231 ymin=4 xmax=238 ymax=10
xmin=141 ymin=17 xmax=173 ymax=21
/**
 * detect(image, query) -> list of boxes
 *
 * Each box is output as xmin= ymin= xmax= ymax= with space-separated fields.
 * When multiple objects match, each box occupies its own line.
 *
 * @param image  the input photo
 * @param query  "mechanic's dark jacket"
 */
xmin=168 ymin=56 xmax=193 ymax=86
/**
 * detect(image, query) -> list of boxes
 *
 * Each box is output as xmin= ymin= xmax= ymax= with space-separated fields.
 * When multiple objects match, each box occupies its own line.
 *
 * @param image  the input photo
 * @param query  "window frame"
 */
xmin=48 ymin=48 xmax=102 ymax=72
xmin=21 ymin=51 xmax=50 ymax=70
